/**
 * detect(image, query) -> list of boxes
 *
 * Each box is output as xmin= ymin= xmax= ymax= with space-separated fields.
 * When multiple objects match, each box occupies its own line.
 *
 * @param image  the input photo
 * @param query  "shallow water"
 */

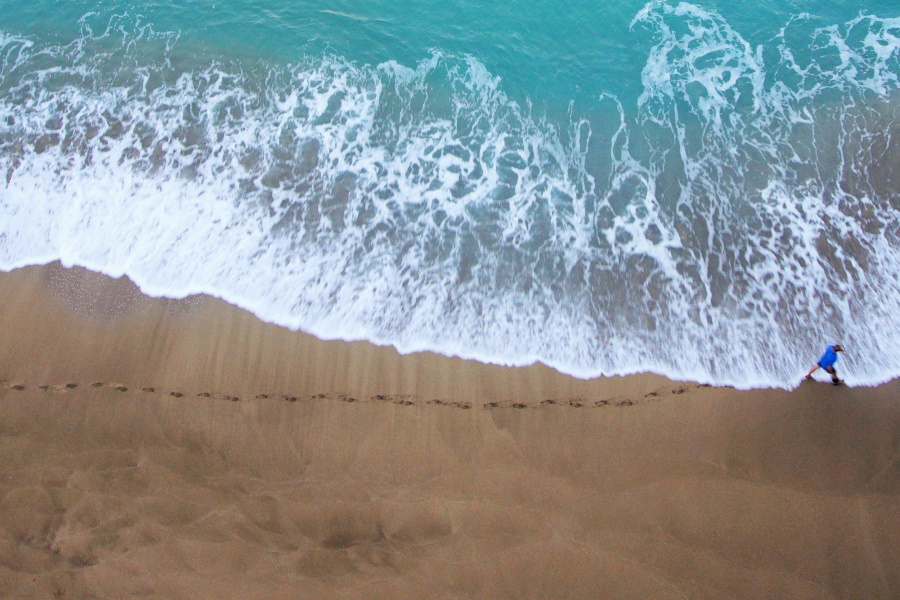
xmin=1 ymin=0 xmax=899 ymax=388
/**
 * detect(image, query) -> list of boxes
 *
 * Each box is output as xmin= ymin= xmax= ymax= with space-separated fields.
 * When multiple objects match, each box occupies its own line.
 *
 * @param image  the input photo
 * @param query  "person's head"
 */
xmin=834 ymin=343 xmax=844 ymax=352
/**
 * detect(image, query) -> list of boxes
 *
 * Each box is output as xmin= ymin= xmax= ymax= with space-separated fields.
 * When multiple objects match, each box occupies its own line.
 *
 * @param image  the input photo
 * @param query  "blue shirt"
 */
xmin=818 ymin=345 xmax=839 ymax=369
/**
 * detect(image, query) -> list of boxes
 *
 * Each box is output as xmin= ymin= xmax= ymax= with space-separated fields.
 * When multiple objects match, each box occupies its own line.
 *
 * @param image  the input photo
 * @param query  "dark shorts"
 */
xmin=819 ymin=363 xmax=836 ymax=374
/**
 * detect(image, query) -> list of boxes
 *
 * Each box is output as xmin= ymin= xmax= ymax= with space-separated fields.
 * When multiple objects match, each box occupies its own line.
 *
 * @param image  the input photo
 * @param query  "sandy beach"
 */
xmin=0 ymin=262 xmax=898 ymax=599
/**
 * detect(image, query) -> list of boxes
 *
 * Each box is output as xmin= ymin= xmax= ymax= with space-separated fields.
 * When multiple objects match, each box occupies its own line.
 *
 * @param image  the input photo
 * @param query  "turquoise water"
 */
xmin=1 ymin=0 xmax=899 ymax=387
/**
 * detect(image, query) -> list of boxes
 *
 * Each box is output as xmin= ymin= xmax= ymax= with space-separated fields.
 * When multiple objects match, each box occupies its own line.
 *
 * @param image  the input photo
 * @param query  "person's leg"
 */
xmin=805 ymin=365 xmax=819 ymax=379
xmin=825 ymin=365 xmax=842 ymax=384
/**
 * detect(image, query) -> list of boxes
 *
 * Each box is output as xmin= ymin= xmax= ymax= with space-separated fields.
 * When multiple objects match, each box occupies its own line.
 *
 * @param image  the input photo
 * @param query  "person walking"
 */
xmin=805 ymin=343 xmax=844 ymax=385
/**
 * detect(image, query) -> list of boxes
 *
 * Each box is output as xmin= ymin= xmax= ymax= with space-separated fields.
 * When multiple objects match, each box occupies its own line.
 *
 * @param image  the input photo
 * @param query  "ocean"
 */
xmin=1 ymin=0 xmax=898 ymax=389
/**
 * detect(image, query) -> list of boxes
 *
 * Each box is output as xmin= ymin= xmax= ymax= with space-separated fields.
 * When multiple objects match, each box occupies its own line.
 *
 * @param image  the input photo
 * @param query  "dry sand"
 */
xmin=0 ymin=262 xmax=897 ymax=599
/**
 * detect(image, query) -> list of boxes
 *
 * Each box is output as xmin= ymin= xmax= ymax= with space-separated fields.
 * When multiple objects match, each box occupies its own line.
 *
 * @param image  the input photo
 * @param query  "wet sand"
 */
xmin=1 ymin=263 xmax=898 ymax=599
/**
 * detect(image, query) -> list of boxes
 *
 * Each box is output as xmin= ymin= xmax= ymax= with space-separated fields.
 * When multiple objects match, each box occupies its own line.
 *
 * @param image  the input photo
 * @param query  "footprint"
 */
xmin=375 ymin=395 xmax=416 ymax=406
xmin=342 ymin=397 xmax=356 ymax=403
xmin=142 ymin=387 xmax=156 ymax=393
xmin=91 ymin=382 xmax=104 ymax=388
xmin=456 ymin=403 xmax=471 ymax=409
xmin=512 ymin=403 xmax=527 ymax=409
xmin=427 ymin=399 xmax=447 ymax=406
xmin=114 ymin=386 xmax=128 ymax=392
xmin=483 ymin=402 xmax=499 ymax=409
xmin=38 ymin=385 xmax=50 ymax=390
xmin=283 ymin=396 xmax=298 ymax=402
xmin=65 ymin=383 xmax=78 ymax=389
xmin=197 ymin=392 xmax=211 ymax=398
xmin=227 ymin=396 xmax=240 ymax=402
xmin=569 ymin=401 xmax=583 ymax=408
xmin=255 ymin=394 xmax=269 ymax=399
xmin=372 ymin=394 xmax=413 ymax=404
xmin=644 ymin=392 xmax=658 ymax=398
xmin=11 ymin=385 xmax=25 ymax=391
xmin=672 ymin=388 xmax=685 ymax=395
xmin=170 ymin=392 xmax=183 ymax=398
xmin=616 ymin=400 xmax=635 ymax=407
xmin=594 ymin=400 xmax=610 ymax=407
xmin=540 ymin=399 xmax=556 ymax=406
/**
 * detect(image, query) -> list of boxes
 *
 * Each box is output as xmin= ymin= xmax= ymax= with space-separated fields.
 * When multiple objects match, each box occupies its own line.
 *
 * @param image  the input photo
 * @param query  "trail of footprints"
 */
xmin=1 ymin=379 xmax=711 ymax=409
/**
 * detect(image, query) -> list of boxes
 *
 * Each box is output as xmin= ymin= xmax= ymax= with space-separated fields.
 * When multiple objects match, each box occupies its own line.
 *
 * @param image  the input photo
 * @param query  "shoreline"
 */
xmin=3 ymin=262 xmax=890 ymax=399
xmin=1 ymin=262 xmax=898 ymax=599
